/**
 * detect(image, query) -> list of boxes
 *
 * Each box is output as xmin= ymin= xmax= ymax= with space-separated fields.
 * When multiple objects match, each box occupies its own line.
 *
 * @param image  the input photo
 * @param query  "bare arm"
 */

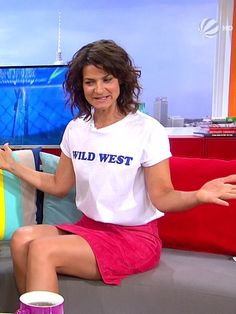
xmin=144 ymin=158 xmax=236 ymax=213
xmin=0 ymin=144 xmax=75 ymax=198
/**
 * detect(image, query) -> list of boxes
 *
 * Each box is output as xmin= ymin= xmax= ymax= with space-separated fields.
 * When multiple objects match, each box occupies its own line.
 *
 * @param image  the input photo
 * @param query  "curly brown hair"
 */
xmin=64 ymin=39 xmax=142 ymax=120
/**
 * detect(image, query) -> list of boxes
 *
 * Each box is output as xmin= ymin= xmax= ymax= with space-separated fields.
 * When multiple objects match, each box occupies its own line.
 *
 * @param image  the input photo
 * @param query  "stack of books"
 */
xmin=193 ymin=118 xmax=236 ymax=137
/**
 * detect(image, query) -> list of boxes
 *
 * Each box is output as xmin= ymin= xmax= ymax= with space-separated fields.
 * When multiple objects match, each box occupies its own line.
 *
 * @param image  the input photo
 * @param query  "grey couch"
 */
xmin=1 ymin=154 xmax=236 ymax=314
xmin=1 ymin=240 xmax=236 ymax=314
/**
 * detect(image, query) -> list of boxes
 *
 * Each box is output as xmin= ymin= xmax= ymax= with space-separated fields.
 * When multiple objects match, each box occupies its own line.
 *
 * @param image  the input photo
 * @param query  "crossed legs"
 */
xmin=10 ymin=225 xmax=101 ymax=294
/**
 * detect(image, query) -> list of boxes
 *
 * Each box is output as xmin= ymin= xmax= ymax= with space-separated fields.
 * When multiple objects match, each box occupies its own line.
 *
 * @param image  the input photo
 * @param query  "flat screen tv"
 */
xmin=0 ymin=65 xmax=73 ymax=147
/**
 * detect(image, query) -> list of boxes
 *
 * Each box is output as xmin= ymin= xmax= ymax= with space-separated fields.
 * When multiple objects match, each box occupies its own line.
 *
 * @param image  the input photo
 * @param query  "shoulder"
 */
xmin=129 ymin=111 xmax=165 ymax=132
xmin=65 ymin=117 xmax=90 ymax=131
xmin=61 ymin=117 xmax=90 ymax=155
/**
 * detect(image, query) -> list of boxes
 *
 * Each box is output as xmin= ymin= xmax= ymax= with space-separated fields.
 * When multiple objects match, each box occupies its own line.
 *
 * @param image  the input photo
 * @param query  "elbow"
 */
xmin=55 ymin=191 xmax=68 ymax=198
xmin=53 ymin=187 xmax=71 ymax=198
xmin=52 ymin=178 xmax=75 ymax=198
xmin=151 ymin=200 xmax=168 ymax=213
xmin=149 ymin=188 xmax=174 ymax=213
xmin=150 ymin=197 xmax=165 ymax=213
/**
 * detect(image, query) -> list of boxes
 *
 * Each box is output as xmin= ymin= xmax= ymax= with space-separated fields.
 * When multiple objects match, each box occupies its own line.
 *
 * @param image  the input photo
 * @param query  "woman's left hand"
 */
xmin=196 ymin=174 xmax=236 ymax=206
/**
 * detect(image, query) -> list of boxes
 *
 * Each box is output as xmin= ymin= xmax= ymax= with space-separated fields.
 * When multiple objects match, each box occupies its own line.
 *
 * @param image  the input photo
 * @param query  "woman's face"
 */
xmin=82 ymin=64 xmax=120 ymax=112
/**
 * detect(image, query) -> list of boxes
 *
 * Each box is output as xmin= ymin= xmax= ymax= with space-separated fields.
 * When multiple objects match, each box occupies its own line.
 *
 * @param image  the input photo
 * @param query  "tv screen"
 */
xmin=0 ymin=65 xmax=73 ymax=147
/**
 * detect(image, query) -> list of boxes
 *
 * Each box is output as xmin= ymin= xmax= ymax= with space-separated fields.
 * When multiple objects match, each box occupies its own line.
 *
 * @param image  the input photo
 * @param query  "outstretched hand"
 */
xmin=196 ymin=175 xmax=236 ymax=206
xmin=0 ymin=143 xmax=15 ymax=171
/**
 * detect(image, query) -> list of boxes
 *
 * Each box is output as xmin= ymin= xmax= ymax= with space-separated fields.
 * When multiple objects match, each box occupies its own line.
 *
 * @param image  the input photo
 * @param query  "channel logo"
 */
xmin=198 ymin=18 xmax=219 ymax=38
xmin=198 ymin=18 xmax=233 ymax=38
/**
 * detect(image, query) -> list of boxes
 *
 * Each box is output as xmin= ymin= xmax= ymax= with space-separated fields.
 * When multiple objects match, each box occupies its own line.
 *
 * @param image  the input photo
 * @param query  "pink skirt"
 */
xmin=56 ymin=215 xmax=162 ymax=285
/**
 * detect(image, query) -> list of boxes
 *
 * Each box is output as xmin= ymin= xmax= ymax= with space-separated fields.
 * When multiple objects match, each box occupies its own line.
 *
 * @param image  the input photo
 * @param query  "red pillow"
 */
xmin=158 ymin=156 xmax=236 ymax=255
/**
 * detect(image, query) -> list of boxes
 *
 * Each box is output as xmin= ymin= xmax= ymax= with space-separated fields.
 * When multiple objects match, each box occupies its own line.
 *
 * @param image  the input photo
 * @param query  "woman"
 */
xmin=0 ymin=39 xmax=235 ymax=294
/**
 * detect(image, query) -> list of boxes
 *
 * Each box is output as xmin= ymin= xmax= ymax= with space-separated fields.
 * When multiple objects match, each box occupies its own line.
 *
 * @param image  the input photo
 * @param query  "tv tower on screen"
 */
xmin=54 ymin=12 xmax=65 ymax=65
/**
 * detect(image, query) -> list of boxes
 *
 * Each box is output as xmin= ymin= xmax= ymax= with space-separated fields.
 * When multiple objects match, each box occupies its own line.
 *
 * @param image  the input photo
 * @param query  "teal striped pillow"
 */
xmin=40 ymin=152 xmax=81 ymax=225
xmin=0 ymin=149 xmax=38 ymax=240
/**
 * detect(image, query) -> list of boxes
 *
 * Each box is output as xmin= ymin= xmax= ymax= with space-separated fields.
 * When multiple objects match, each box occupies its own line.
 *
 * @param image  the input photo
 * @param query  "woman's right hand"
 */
xmin=0 ymin=143 xmax=15 ymax=171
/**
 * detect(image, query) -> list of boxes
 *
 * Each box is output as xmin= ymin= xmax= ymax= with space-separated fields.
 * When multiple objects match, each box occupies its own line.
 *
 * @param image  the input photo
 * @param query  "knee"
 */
xmin=28 ymin=238 xmax=52 ymax=262
xmin=10 ymin=226 xmax=36 ymax=251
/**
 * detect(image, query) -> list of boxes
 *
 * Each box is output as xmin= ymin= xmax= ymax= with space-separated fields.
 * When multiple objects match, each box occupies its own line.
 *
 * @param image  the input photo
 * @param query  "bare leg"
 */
xmin=10 ymin=224 xmax=66 ymax=294
xmin=10 ymin=225 xmax=101 ymax=294
xmin=26 ymin=234 xmax=101 ymax=292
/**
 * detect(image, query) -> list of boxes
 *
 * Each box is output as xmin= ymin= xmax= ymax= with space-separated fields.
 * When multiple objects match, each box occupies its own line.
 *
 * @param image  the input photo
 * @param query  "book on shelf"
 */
xmin=211 ymin=117 xmax=236 ymax=124
xmin=207 ymin=130 xmax=236 ymax=134
xmin=208 ymin=126 xmax=236 ymax=132
xmin=193 ymin=131 xmax=236 ymax=137
xmin=195 ymin=118 xmax=236 ymax=137
xmin=196 ymin=122 xmax=236 ymax=135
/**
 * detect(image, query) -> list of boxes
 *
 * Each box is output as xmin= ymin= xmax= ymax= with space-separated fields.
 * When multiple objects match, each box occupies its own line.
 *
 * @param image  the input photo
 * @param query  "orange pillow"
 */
xmin=158 ymin=156 xmax=236 ymax=255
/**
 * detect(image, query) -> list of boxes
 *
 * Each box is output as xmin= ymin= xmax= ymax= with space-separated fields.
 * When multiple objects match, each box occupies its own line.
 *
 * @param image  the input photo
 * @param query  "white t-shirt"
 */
xmin=60 ymin=111 xmax=172 ymax=226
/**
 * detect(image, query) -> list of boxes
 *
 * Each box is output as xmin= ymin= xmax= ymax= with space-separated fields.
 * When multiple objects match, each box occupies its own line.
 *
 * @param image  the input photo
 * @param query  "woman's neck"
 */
xmin=93 ymin=109 xmax=126 ymax=129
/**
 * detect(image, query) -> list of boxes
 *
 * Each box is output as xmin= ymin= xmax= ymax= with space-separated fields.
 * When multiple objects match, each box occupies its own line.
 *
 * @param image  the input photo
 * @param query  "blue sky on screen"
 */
xmin=0 ymin=0 xmax=218 ymax=118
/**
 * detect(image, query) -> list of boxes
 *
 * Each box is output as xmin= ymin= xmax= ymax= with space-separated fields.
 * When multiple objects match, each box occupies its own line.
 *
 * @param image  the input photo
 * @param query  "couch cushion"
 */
xmin=0 ymin=148 xmax=41 ymax=240
xmin=59 ymin=248 xmax=236 ymax=314
xmin=158 ymin=156 xmax=236 ymax=256
xmin=40 ymin=152 xmax=82 ymax=225
xmin=1 ymin=243 xmax=236 ymax=314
